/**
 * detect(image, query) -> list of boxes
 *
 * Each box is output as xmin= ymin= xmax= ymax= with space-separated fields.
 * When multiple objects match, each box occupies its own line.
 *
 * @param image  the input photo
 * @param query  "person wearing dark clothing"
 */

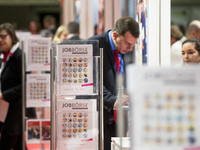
xmin=0 ymin=23 xmax=23 ymax=150
xmin=88 ymin=17 xmax=140 ymax=150
xmin=67 ymin=21 xmax=81 ymax=40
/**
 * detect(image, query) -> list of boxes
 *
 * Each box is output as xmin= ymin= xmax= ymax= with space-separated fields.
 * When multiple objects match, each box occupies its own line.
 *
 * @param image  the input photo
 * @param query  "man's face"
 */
xmin=112 ymin=31 xmax=138 ymax=54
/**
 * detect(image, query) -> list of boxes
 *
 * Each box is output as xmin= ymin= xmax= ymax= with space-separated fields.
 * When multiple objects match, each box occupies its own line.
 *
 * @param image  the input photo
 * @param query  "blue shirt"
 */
xmin=108 ymin=30 xmax=124 ymax=73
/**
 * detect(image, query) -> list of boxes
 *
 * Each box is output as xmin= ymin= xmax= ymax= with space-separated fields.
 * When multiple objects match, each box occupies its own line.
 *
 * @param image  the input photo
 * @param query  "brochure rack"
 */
xmin=22 ymin=37 xmax=52 ymax=150
xmin=51 ymin=40 xmax=103 ymax=150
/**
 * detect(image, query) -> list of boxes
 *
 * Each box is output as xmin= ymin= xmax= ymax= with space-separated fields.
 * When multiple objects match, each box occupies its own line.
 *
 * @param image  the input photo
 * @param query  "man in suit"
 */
xmin=88 ymin=17 xmax=140 ymax=150
xmin=67 ymin=21 xmax=81 ymax=40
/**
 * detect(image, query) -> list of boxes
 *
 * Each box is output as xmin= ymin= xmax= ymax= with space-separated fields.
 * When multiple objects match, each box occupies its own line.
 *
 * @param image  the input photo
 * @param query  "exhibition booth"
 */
xmin=10 ymin=0 xmax=200 ymax=150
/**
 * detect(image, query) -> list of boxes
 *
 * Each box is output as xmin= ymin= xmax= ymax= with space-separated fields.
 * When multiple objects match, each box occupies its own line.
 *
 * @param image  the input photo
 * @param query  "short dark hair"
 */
xmin=113 ymin=17 xmax=140 ymax=38
xmin=43 ymin=15 xmax=56 ymax=26
xmin=0 ymin=23 xmax=18 ymax=45
xmin=182 ymin=38 xmax=200 ymax=55
xmin=67 ymin=21 xmax=79 ymax=34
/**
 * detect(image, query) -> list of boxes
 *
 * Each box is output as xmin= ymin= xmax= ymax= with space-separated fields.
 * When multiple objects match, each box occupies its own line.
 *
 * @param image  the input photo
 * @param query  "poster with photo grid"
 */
xmin=127 ymin=66 xmax=200 ymax=150
xmin=26 ymin=37 xmax=51 ymax=71
xmin=26 ymin=74 xmax=50 ymax=107
xmin=56 ymin=99 xmax=98 ymax=150
xmin=57 ymin=44 xmax=93 ymax=95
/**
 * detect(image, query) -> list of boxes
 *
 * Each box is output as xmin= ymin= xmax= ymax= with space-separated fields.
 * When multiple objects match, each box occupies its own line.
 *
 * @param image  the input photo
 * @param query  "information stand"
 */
xmin=51 ymin=40 xmax=103 ymax=150
xmin=127 ymin=65 xmax=200 ymax=150
xmin=22 ymin=37 xmax=52 ymax=150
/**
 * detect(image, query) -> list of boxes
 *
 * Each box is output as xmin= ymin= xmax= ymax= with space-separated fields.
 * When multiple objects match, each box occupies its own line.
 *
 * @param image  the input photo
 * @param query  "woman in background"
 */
xmin=28 ymin=19 xmax=41 ymax=35
xmin=0 ymin=23 xmax=23 ymax=149
xmin=182 ymin=38 xmax=200 ymax=64
xmin=52 ymin=25 xmax=68 ymax=43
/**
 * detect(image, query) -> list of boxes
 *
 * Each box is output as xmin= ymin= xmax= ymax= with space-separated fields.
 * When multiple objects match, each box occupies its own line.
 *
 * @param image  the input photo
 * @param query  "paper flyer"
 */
xmin=57 ymin=44 xmax=93 ymax=95
xmin=26 ymin=37 xmax=51 ymax=71
xmin=127 ymin=66 xmax=200 ymax=150
xmin=26 ymin=119 xmax=51 ymax=144
xmin=56 ymin=99 xmax=98 ymax=150
xmin=27 ymin=120 xmax=40 ymax=143
xmin=26 ymin=74 xmax=50 ymax=107
xmin=41 ymin=120 xmax=51 ymax=142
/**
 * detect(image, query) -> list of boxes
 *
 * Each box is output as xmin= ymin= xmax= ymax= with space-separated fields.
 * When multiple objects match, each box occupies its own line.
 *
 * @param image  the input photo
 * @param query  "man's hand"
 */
xmin=114 ymin=94 xmax=129 ymax=108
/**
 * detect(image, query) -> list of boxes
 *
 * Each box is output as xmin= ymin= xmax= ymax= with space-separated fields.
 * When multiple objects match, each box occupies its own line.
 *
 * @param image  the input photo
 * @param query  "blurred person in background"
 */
xmin=186 ymin=20 xmax=200 ymax=40
xmin=52 ymin=25 xmax=68 ymax=43
xmin=40 ymin=15 xmax=57 ymax=39
xmin=28 ymin=19 xmax=41 ymax=35
xmin=171 ymin=25 xmax=186 ymax=66
xmin=67 ymin=21 xmax=81 ymax=40
xmin=182 ymin=38 xmax=200 ymax=64
xmin=0 ymin=23 xmax=23 ymax=149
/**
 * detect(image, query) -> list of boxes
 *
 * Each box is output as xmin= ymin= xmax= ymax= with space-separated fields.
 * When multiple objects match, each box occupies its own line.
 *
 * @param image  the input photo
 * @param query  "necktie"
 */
xmin=113 ymin=50 xmax=120 ymax=122
xmin=2 ymin=51 xmax=12 ymax=62
xmin=114 ymin=50 xmax=120 ymax=72
xmin=2 ymin=52 xmax=9 ymax=62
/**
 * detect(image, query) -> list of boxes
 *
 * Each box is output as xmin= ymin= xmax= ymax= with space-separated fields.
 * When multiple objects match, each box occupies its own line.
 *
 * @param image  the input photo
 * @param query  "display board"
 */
xmin=56 ymin=44 xmax=93 ymax=95
xmin=25 ymin=37 xmax=51 ymax=71
xmin=51 ymin=40 xmax=102 ymax=150
xmin=127 ymin=65 xmax=200 ymax=150
xmin=56 ymin=99 xmax=98 ymax=149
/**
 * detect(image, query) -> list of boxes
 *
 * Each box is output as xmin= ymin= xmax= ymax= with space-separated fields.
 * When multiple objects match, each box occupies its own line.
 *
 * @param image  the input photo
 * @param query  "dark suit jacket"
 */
xmin=1 ymin=47 xmax=22 ymax=135
xmin=89 ymin=31 xmax=126 ymax=150
xmin=68 ymin=35 xmax=81 ymax=40
xmin=89 ymin=30 xmax=121 ymax=122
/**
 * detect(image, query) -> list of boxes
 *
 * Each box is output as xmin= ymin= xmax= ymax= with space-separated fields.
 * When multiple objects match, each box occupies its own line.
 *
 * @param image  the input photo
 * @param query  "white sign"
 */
xmin=127 ymin=65 xmax=200 ymax=150
xmin=56 ymin=99 xmax=98 ymax=150
xmin=26 ymin=37 xmax=51 ymax=71
xmin=57 ymin=44 xmax=93 ymax=95
xmin=26 ymin=74 xmax=50 ymax=107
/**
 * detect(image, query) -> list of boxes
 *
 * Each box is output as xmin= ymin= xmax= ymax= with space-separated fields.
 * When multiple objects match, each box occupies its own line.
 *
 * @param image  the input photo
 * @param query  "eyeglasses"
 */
xmin=0 ymin=34 xmax=9 ymax=40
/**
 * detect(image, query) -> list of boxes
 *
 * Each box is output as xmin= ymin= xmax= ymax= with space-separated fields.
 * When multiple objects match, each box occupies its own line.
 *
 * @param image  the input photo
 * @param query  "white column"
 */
xmin=113 ymin=0 xmax=121 ymax=23
xmin=160 ymin=0 xmax=171 ymax=66
xmin=104 ymin=0 xmax=114 ymax=31
xmin=148 ymin=0 xmax=171 ymax=66
xmin=62 ymin=0 xmax=74 ymax=25
xmin=79 ymin=0 xmax=94 ymax=39
xmin=148 ymin=0 xmax=160 ymax=66
xmin=104 ymin=0 xmax=121 ymax=31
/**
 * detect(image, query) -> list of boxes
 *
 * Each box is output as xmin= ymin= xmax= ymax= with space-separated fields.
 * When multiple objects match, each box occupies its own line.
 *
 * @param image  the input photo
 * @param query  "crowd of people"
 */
xmin=0 ymin=14 xmax=200 ymax=150
xmin=27 ymin=15 xmax=81 ymax=44
xmin=171 ymin=20 xmax=200 ymax=65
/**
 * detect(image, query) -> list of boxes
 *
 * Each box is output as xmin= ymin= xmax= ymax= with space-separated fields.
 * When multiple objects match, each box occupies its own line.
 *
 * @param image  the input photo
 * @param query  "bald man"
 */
xmin=186 ymin=20 xmax=200 ymax=40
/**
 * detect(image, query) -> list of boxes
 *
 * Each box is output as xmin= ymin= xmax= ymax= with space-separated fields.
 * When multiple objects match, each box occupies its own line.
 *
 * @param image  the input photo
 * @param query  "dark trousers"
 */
xmin=0 ymin=130 xmax=23 ymax=150
xmin=104 ymin=111 xmax=129 ymax=150
xmin=104 ymin=122 xmax=116 ymax=150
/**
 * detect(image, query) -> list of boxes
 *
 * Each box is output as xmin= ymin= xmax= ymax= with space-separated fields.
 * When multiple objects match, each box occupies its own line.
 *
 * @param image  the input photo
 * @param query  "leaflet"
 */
xmin=56 ymin=99 xmax=98 ymax=150
xmin=26 ymin=74 xmax=50 ymax=107
xmin=26 ymin=37 xmax=51 ymax=71
xmin=127 ymin=66 xmax=200 ymax=150
xmin=57 ymin=44 xmax=93 ymax=95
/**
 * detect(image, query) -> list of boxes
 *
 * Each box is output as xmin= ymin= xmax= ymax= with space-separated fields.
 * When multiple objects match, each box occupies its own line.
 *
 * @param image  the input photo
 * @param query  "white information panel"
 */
xmin=26 ymin=74 xmax=50 ymax=107
xmin=56 ymin=99 xmax=98 ymax=150
xmin=127 ymin=65 xmax=200 ymax=150
xmin=57 ymin=44 xmax=93 ymax=95
xmin=26 ymin=37 xmax=51 ymax=71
